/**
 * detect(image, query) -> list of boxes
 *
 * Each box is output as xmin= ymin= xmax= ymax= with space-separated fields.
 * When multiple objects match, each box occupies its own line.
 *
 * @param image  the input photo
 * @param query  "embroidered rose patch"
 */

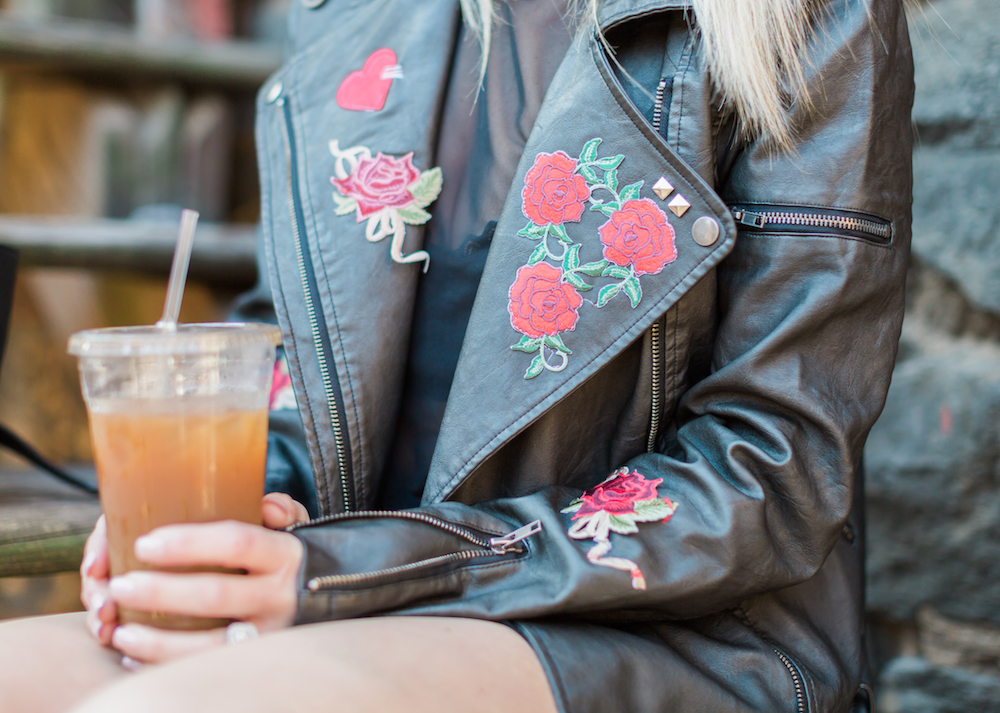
xmin=562 ymin=467 xmax=679 ymax=590
xmin=269 ymin=353 xmax=297 ymax=411
xmin=509 ymin=138 xmax=678 ymax=379
xmin=330 ymin=141 xmax=442 ymax=271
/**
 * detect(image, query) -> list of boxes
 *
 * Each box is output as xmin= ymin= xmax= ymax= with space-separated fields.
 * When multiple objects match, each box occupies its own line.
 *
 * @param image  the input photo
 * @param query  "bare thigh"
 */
xmin=68 ymin=617 xmax=558 ymax=713
xmin=0 ymin=612 xmax=126 ymax=713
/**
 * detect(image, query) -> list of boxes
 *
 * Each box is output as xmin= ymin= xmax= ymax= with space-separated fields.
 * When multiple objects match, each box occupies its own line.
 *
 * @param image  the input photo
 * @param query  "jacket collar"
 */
xmin=597 ymin=0 xmax=692 ymax=29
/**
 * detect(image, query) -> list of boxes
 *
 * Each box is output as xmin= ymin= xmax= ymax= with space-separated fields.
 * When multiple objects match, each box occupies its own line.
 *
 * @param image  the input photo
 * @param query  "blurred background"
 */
xmin=0 ymin=0 xmax=288 ymax=622
xmin=1 ymin=0 xmax=999 ymax=710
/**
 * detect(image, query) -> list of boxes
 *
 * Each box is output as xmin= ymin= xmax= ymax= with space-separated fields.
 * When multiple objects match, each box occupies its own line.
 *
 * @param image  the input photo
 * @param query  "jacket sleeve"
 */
xmin=290 ymin=0 xmax=914 ymax=625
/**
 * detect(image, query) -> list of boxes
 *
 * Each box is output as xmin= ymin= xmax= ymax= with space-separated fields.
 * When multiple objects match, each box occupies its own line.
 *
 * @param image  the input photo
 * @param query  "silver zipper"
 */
xmin=772 ymin=646 xmax=808 ymax=713
xmin=295 ymin=514 xmax=543 ymax=592
xmin=646 ymin=78 xmax=668 ymax=455
xmin=652 ymin=77 xmax=668 ymax=135
xmin=277 ymin=96 xmax=352 ymax=513
xmin=732 ymin=208 xmax=891 ymax=242
xmin=647 ymin=317 xmax=662 ymax=453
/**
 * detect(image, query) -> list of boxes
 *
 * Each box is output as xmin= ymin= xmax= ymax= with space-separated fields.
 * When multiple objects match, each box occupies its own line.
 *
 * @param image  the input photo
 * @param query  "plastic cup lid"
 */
xmin=68 ymin=323 xmax=282 ymax=358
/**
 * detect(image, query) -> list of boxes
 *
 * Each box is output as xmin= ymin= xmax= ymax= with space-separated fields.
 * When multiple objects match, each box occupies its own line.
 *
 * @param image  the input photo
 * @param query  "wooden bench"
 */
xmin=0 ymin=467 xmax=101 ymax=578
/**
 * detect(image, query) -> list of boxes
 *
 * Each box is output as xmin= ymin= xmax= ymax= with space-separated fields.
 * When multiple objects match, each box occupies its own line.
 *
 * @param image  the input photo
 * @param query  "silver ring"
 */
xmin=225 ymin=621 xmax=260 ymax=645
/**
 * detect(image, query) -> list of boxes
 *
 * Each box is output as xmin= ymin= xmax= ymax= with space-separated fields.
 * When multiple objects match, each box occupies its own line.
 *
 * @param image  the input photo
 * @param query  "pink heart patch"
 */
xmin=336 ymin=48 xmax=401 ymax=112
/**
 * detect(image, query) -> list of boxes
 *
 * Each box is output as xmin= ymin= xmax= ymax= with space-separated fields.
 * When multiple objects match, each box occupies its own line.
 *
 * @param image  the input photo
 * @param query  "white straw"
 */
xmin=156 ymin=209 xmax=200 ymax=330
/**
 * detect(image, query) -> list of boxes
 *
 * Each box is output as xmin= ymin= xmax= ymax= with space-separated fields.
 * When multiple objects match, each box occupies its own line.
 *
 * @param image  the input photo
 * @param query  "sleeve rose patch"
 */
xmin=562 ymin=467 xmax=679 ymax=590
xmin=509 ymin=138 xmax=678 ymax=379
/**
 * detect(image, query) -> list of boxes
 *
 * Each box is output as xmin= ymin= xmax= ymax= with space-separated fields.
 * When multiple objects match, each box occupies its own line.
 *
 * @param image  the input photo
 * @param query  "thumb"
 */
xmin=262 ymin=493 xmax=311 ymax=529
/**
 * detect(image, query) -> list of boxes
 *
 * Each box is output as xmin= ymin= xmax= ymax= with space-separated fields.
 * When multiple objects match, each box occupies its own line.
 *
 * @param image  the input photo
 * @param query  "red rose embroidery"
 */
xmin=522 ymin=151 xmax=591 ymax=226
xmin=599 ymin=198 xmax=677 ymax=276
xmin=332 ymin=151 xmax=420 ymax=219
xmin=573 ymin=470 xmax=664 ymax=519
xmin=508 ymin=262 xmax=583 ymax=338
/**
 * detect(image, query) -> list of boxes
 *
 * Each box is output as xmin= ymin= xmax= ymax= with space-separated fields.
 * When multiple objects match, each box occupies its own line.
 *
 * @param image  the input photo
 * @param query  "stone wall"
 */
xmin=864 ymin=0 xmax=1000 ymax=709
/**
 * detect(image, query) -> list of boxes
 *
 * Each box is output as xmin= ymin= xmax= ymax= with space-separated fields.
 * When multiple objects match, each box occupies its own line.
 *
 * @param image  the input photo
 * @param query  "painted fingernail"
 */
xmin=90 ymin=591 xmax=107 ymax=614
xmin=109 ymin=577 xmax=137 ymax=597
xmin=113 ymin=626 xmax=139 ymax=650
xmin=120 ymin=655 xmax=143 ymax=672
xmin=90 ymin=617 xmax=103 ymax=639
xmin=134 ymin=535 xmax=165 ymax=559
xmin=81 ymin=550 xmax=97 ymax=575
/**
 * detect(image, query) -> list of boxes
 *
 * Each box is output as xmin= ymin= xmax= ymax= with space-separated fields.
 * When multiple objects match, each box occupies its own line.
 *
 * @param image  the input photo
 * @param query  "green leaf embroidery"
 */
xmin=518 ymin=223 xmax=547 ymax=239
xmin=580 ymin=138 xmax=601 ymax=163
xmin=527 ymin=243 xmax=548 ymax=265
xmin=577 ymin=260 xmax=609 ymax=277
xmin=563 ymin=244 xmax=581 ymax=272
xmin=607 ymin=514 xmax=641 ymax=535
xmin=605 ymin=167 xmax=619 ymax=192
xmin=597 ymin=283 xmax=622 ymax=308
xmin=543 ymin=334 xmax=572 ymax=354
xmin=396 ymin=205 xmax=433 ymax=225
xmin=333 ymin=193 xmax=357 ymax=216
xmin=619 ymin=181 xmax=643 ymax=203
xmin=579 ymin=164 xmax=599 ymax=184
xmin=511 ymin=336 xmax=542 ymax=353
xmin=408 ymin=167 xmax=443 ymax=208
xmin=595 ymin=155 xmax=624 ymax=171
xmin=525 ymin=354 xmax=546 ymax=379
xmin=561 ymin=499 xmax=583 ymax=514
xmin=622 ymin=276 xmax=642 ymax=308
xmin=633 ymin=497 xmax=677 ymax=521
xmin=591 ymin=204 xmax=617 ymax=216
xmin=602 ymin=265 xmax=631 ymax=280
xmin=551 ymin=224 xmax=571 ymax=244
xmin=563 ymin=271 xmax=592 ymax=292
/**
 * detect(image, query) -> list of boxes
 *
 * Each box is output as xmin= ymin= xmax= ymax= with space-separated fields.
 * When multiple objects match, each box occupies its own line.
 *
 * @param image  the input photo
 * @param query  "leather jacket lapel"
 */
xmin=425 ymin=26 xmax=736 ymax=504
xmin=261 ymin=0 xmax=461 ymax=509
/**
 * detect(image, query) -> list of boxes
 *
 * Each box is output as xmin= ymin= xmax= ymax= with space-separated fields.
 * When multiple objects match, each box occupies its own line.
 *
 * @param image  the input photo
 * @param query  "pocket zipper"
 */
xmin=731 ymin=205 xmax=892 ymax=244
xmin=290 ymin=512 xmax=543 ymax=592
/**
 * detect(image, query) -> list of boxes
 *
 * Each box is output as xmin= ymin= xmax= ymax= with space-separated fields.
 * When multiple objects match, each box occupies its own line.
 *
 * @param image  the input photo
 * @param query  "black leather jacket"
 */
xmin=252 ymin=0 xmax=913 ymax=711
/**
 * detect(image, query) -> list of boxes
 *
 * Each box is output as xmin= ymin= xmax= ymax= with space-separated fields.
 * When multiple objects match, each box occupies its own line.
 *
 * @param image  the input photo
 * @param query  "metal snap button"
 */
xmin=692 ymin=216 xmax=720 ymax=247
xmin=301 ymin=0 xmax=327 ymax=7
xmin=266 ymin=82 xmax=283 ymax=104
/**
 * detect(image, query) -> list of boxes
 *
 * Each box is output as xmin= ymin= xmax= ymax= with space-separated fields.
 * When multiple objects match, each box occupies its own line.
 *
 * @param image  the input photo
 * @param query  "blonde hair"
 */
xmin=458 ymin=0 xmax=815 ymax=147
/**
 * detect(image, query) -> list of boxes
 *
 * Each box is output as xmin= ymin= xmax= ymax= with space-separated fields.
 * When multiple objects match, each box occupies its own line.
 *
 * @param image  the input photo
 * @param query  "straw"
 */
xmin=156 ymin=209 xmax=200 ymax=330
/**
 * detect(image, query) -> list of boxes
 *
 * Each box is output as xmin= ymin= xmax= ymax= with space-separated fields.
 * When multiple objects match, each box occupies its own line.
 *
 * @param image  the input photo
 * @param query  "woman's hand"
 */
xmin=82 ymin=493 xmax=309 ymax=664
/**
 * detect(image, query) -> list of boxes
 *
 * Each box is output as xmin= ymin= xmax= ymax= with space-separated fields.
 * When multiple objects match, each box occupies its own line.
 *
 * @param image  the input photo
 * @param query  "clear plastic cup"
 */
xmin=69 ymin=322 xmax=282 ymax=630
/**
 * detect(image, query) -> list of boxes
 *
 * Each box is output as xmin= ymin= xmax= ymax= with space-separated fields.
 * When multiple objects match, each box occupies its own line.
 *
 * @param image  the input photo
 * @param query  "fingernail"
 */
xmin=81 ymin=550 xmax=97 ymax=575
xmin=90 ymin=617 xmax=103 ymax=639
xmin=120 ymin=655 xmax=143 ymax=672
xmin=134 ymin=535 xmax=165 ymax=559
xmin=90 ymin=591 xmax=107 ymax=614
xmin=113 ymin=626 xmax=139 ymax=650
xmin=109 ymin=576 xmax=137 ymax=597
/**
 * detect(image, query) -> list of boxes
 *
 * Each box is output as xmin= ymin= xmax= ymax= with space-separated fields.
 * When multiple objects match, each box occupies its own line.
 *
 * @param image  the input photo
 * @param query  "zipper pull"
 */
xmin=490 ymin=520 xmax=543 ymax=554
xmin=732 ymin=208 xmax=767 ymax=229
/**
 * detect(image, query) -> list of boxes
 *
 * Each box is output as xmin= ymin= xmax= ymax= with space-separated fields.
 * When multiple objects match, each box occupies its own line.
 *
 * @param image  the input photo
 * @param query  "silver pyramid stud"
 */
xmin=652 ymin=177 xmax=674 ymax=201
xmin=668 ymin=194 xmax=691 ymax=218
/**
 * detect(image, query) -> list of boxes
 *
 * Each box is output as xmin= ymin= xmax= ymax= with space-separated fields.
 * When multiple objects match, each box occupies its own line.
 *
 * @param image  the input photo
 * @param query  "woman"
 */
xmin=0 ymin=0 xmax=913 ymax=711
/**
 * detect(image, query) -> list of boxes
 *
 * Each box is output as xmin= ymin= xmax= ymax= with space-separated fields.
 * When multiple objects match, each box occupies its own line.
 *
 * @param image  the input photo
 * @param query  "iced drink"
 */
xmin=70 ymin=323 xmax=281 ymax=630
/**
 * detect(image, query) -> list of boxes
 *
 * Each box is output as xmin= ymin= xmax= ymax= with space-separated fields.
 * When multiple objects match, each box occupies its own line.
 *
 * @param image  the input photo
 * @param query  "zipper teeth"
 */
xmin=652 ymin=77 xmax=668 ymax=134
xmin=279 ymin=98 xmax=352 ymax=513
xmin=290 ymin=509 xmax=494 ymax=549
xmin=739 ymin=209 xmax=890 ymax=240
xmin=307 ymin=548 xmax=489 ymax=591
xmin=772 ymin=647 xmax=808 ymax=713
xmin=647 ymin=318 xmax=662 ymax=453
